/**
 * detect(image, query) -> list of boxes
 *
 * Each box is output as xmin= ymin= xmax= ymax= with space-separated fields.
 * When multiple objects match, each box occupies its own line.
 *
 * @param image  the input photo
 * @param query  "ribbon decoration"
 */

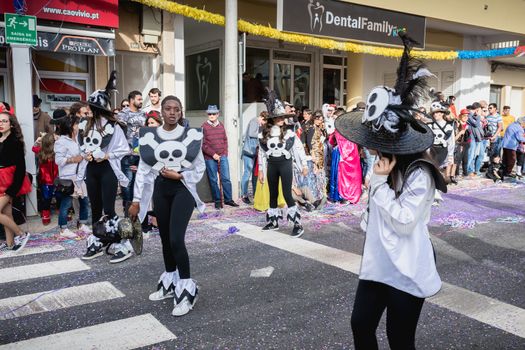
xmin=130 ymin=0 xmax=518 ymax=61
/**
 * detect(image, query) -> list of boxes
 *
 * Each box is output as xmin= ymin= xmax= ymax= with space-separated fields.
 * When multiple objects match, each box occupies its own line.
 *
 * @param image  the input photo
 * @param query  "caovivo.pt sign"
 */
xmin=277 ymin=0 xmax=426 ymax=48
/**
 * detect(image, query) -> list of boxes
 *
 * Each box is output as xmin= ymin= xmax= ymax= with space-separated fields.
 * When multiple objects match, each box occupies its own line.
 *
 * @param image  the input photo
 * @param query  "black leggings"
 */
xmin=153 ymin=177 xmax=195 ymax=279
xmin=267 ymin=158 xmax=295 ymax=208
xmin=85 ymin=161 xmax=118 ymax=225
xmin=351 ymin=280 xmax=425 ymax=350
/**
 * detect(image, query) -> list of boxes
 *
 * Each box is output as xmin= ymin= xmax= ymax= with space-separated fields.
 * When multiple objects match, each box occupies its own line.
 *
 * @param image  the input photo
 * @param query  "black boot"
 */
xmin=287 ymin=206 xmax=304 ymax=238
xmin=262 ymin=209 xmax=279 ymax=231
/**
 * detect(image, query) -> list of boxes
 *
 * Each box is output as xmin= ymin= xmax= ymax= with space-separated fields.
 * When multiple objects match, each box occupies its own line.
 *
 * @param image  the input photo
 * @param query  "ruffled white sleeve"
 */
xmin=370 ymin=168 xmax=431 ymax=237
xmin=106 ymin=124 xmax=130 ymax=160
xmin=257 ymin=136 xmax=267 ymax=177
xmin=292 ymin=134 xmax=308 ymax=168
xmin=181 ymin=150 xmax=205 ymax=185
xmin=133 ymin=158 xmax=153 ymax=203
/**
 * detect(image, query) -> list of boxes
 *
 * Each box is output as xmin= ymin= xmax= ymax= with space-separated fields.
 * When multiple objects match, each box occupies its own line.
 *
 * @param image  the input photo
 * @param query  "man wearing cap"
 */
xmin=32 ymin=94 xmax=52 ymax=141
xmin=202 ymin=105 xmax=239 ymax=209
xmin=466 ymin=102 xmax=483 ymax=176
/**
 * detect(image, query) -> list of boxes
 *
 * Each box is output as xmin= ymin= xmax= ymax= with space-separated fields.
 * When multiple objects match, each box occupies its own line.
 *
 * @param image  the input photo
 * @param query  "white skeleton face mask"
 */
xmin=140 ymin=129 xmax=203 ymax=171
xmin=324 ymin=118 xmax=335 ymax=135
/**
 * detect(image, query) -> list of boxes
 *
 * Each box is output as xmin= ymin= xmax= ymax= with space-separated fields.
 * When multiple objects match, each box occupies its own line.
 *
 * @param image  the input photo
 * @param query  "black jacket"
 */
xmin=0 ymin=132 xmax=26 ymax=197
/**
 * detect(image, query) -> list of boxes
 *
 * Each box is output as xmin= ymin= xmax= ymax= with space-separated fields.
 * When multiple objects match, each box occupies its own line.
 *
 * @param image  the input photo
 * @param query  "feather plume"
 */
xmin=264 ymin=88 xmax=277 ymax=117
xmin=394 ymin=30 xmax=430 ymax=107
xmin=105 ymin=70 xmax=118 ymax=94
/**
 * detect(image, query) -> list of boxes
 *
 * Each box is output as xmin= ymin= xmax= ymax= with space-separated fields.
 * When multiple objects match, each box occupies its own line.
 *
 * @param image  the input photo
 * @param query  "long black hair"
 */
xmin=0 ymin=112 xmax=25 ymax=152
xmin=382 ymin=151 xmax=439 ymax=198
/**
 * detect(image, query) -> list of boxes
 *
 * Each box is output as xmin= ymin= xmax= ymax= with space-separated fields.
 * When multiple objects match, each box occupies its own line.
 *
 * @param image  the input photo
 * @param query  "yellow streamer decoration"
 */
xmin=131 ymin=0 xmax=459 ymax=60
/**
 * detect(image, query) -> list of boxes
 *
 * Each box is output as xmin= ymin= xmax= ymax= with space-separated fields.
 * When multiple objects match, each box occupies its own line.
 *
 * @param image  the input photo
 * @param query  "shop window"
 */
xmin=0 ymin=48 xmax=6 ymax=69
xmin=323 ymin=68 xmax=341 ymax=105
xmin=39 ymin=79 xmax=87 ymax=113
xmin=185 ymin=49 xmax=220 ymax=110
xmin=0 ymin=75 xmax=5 ymax=102
xmin=490 ymin=85 xmax=502 ymax=106
xmin=323 ymin=56 xmax=342 ymax=65
xmin=34 ymin=51 xmax=88 ymax=73
xmin=244 ymin=48 xmax=269 ymax=103
xmin=114 ymin=52 xmax=157 ymax=103
xmin=274 ymin=63 xmax=291 ymax=103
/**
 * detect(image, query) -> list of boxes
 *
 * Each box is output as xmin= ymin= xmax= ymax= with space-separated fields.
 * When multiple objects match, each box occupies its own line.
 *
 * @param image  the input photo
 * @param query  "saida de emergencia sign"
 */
xmin=5 ymin=13 xmax=37 ymax=46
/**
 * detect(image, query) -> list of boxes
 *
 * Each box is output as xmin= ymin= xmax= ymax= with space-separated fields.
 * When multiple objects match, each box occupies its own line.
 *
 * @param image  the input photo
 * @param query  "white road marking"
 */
xmin=0 ymin=258 xmax=90 ymax=284
xmin=250 ymin=266 xmax=274 ymax=278
xmin=215 ymin=222 xmax=525 ymax=339
xmin=0 ymin=281 xmax=125 ymax=320
xmin=0 ymin=245 xmax=65 ymax=260
xmin=0 ymin=313 xmax=176 ymax=349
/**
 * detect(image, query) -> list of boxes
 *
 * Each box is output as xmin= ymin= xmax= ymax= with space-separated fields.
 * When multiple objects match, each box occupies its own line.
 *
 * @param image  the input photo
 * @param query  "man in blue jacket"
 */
xmin=502 ymin=116 xmax=525 ymax=177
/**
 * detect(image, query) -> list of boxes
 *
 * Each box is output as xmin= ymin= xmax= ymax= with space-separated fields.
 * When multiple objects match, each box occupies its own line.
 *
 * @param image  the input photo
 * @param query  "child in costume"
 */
xmin=337 ymin=31 xmax=446 ymax=349
xmin=258 ymin=91 xmax=308 ymax=238
xmin=32 ymin=133 xmax=58 ymax=225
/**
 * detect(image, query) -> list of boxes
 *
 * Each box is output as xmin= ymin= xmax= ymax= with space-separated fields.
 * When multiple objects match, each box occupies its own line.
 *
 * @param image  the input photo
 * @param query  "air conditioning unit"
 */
xmin=141 ymin=6 xmax=162 ymax=44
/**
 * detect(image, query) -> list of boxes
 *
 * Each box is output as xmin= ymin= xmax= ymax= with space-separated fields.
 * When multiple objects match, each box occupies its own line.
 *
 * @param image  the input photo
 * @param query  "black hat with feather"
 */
xmin=87 ymin=70 xmax=118 ymax=115
xmin=264 ymin=89 xmax=295 ymax=119
xmin=335 ymin=31 xmax=435 ymax=155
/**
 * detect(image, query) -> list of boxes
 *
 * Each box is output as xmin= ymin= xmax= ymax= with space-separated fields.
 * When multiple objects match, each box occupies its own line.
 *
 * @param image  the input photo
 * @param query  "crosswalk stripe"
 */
xmin=215 ymin=222 xmax=525 ymax=339
xmin=0 ymin=245 xmax=65 ymax=260
xmin=0 ymin=258 xmax=90 ymax=284
xmin=0 ymin=281 xmax=125 ymax=320
xmin=0 ymin=313 xmax=176 ymax=349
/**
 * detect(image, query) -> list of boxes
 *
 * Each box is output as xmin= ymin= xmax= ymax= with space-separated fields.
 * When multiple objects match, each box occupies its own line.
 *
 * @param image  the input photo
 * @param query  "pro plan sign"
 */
xmin=277 ymin=0 xmax=426 ymax=48
xmin=0 ymin=28 xmax=115 ymax=56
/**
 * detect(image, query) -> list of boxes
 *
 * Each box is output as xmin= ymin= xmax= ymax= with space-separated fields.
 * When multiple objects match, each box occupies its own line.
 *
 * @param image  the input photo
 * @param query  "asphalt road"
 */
xmin=0 ymin=178 xmax=524 ymax=349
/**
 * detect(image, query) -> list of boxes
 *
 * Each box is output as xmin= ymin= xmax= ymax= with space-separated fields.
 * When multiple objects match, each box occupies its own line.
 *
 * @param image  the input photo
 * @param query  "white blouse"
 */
xmin=359 ymin=166 xmax=442 ymax=298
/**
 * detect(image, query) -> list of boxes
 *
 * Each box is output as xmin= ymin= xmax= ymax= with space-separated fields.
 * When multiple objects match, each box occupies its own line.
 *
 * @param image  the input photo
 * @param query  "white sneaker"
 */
xmin=60 ymin=228 xmax=77 ymax=239
xmin=77 ymin=224 xmax=92 ymax=234
xmin=13 ymin=233 xmax=30 ymax=252
xmin=172 ymin=295 xmax=198 ymax=317
xmin=149 ymin=287 xmax=175 ymax=301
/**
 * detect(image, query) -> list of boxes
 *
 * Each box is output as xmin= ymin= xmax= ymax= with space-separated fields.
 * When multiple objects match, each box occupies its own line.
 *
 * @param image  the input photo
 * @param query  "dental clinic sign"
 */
xmin=277 ymin=0 xmax=426 ymax=48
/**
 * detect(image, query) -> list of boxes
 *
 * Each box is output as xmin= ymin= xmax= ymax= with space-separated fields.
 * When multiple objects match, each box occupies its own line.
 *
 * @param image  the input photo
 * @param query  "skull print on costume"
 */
xmin=139 ymin=126 xmax=203 ymax=173
xmin=78 ymin=119 xmax=115 ymax=158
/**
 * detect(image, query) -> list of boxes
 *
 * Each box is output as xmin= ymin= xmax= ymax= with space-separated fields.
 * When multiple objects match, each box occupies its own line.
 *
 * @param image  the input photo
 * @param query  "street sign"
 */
xmin=5 ymin=13 xmax=37 ymax=46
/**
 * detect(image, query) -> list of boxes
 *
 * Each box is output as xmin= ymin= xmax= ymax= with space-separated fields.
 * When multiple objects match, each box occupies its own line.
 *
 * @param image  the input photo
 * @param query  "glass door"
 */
xmin=273 ymin=62 xmax=311 ymax=109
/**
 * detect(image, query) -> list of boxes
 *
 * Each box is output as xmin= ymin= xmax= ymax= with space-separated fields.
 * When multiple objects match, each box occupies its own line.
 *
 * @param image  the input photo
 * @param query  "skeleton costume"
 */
xmin=78 ymin=71 xmax=132 ymax=263
xmin=428 ymin=101 xmax=455 ymax=167
xmin=335 ymin=31 xmax=447 ymax=349
xmin=133 ymin=117 xmax=205 ymax=317
xmin=258 ymin=91 xmax=307 ymax=237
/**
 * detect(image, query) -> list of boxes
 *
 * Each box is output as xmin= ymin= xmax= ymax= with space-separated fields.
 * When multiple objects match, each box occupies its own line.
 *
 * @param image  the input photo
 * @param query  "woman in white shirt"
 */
xmin=54 ymin=115 xmax=90 ymax=238
xmin=335 ymin=31 xmax=447 ymax=349
xmin=129 ymin=95 xmax=205 ymax=317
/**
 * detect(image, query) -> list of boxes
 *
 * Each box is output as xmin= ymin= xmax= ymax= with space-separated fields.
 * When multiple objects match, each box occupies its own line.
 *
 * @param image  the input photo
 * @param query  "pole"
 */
xmin=238 ymin=32 xmax=246 ymax=198
xmin=224 ymin=0 xmax=240 ymax=199
xmin=11 ymin=45 xmax=37 ymax=216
